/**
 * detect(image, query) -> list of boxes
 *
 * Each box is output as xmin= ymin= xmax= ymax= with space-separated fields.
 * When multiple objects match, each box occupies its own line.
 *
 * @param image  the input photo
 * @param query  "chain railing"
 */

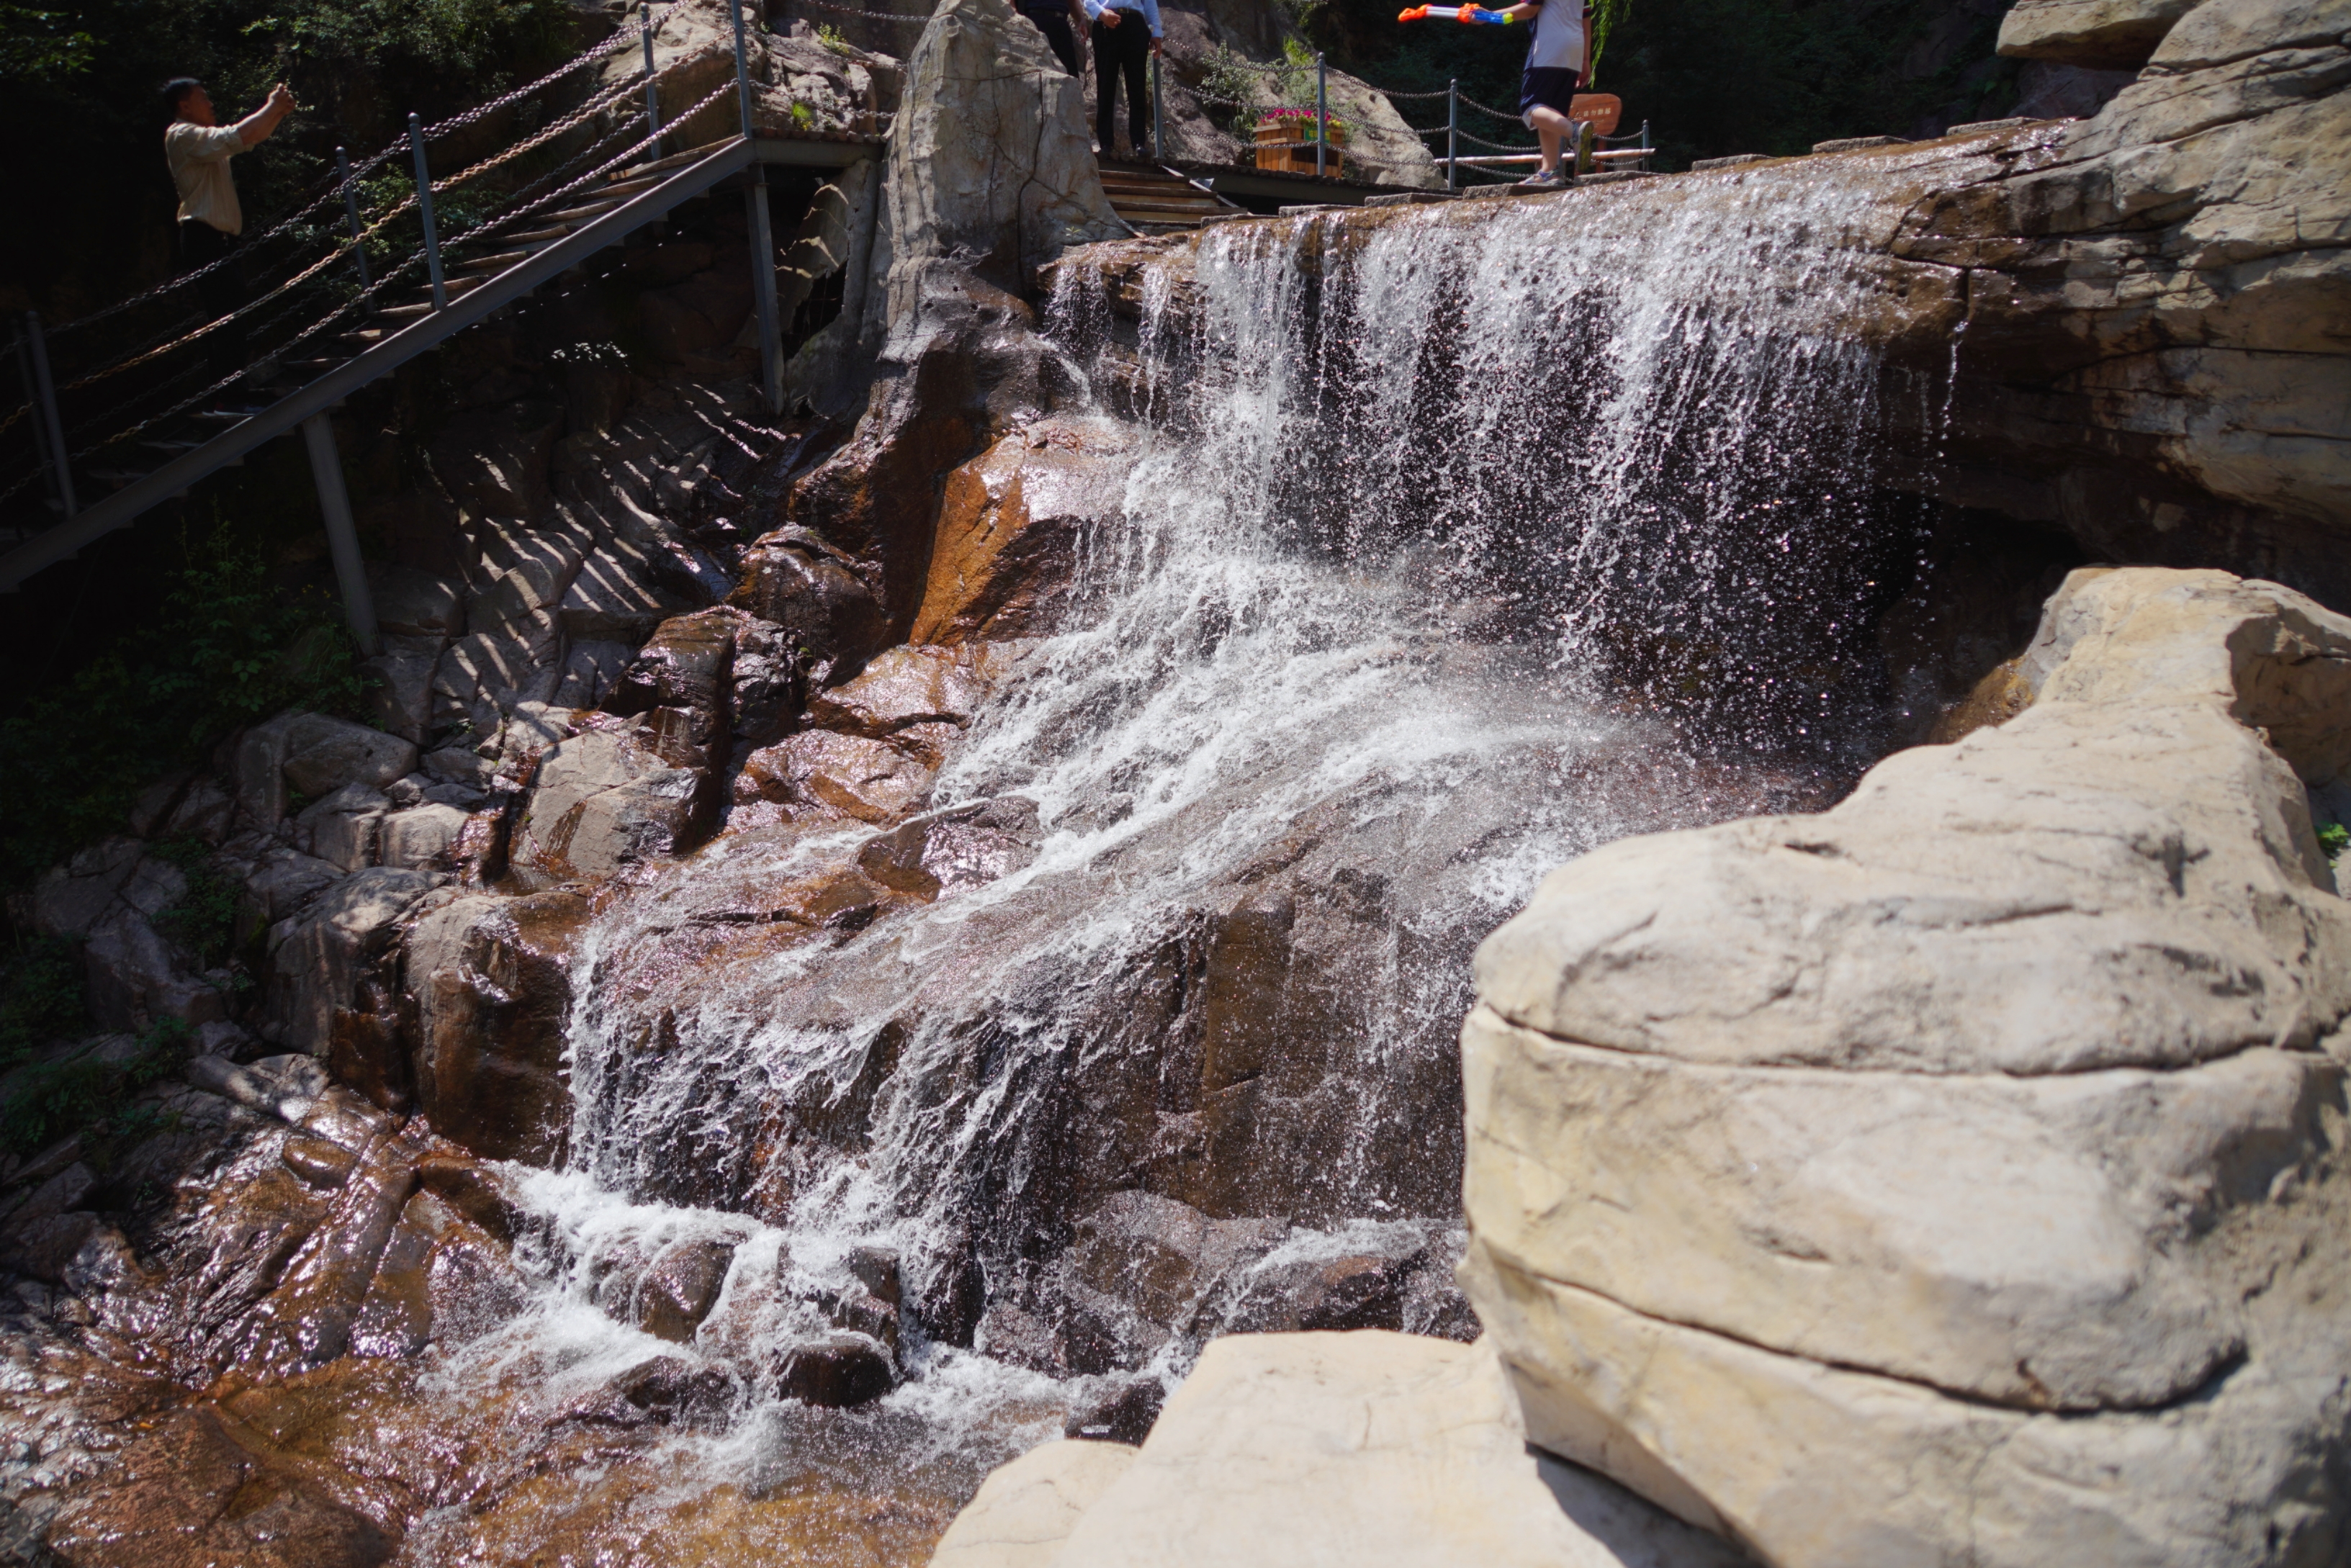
xmin=3 ymin=3 xmax=778 ymax=521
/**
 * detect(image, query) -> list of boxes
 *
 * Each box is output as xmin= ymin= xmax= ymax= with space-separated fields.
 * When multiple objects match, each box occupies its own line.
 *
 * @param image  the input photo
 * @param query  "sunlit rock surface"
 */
xmin=1463 ymin=567 xmax=2351 ymax=1567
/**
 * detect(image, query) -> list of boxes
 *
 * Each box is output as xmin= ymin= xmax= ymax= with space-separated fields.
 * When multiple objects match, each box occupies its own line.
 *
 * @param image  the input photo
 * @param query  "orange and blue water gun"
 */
xmin=1397 ymin=4 xmax=1516 ymax=22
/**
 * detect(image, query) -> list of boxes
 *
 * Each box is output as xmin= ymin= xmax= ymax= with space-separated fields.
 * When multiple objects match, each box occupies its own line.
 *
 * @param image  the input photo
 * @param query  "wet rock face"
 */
xmin=1460 ymin=568 xmax=2351 ymax=1567
xmin=1050 ymin=0 xmax=2351 ymax=610
xmin=407 ymin=891 xmax=592 ymax=1164
xmin=914 ymin=418 xmax=1138 ymax=645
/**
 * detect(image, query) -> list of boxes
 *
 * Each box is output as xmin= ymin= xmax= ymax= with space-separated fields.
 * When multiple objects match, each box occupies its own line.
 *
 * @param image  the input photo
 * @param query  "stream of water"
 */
xmin=428 ymin=162 xmax=1936 ymax=1560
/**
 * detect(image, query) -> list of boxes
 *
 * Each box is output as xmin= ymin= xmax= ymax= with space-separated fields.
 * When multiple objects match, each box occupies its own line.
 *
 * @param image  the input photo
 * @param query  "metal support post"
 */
xmin=23 ymin=312 xmax=74 ymax=518
xmin=642 ymin=1 xmax=665 ymax=157
xmin=1316 ymin=53 xmax=1327 ymax=178
xmin=300 ymin=413 xmax=379 ymax=656
xmin=408 ymin=116 xmax=447 ymax=311
xmin=13 ymin=325 xmax=63 ymax=514
xmin=1151 ymin=52 xmax=1164 ymax=162
xmin=745 ymin=175 xmax=783 ymax=414
xmin=1447 ymin=79 xmax=1458 ymax=192
xmin=729 ymin=0 xmax=757 ymax=139
xmin=335 ymin=147 xmax=372 ymax=300
xmin=1639 ymin=117 xmax=1650 ymax=171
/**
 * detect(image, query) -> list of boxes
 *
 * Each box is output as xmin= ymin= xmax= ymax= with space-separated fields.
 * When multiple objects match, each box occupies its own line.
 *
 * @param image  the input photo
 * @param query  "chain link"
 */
xmin=421 ymin=0 xmax=691 ymax=141
xmin=790 ymin=0 xmax=932 ymax=20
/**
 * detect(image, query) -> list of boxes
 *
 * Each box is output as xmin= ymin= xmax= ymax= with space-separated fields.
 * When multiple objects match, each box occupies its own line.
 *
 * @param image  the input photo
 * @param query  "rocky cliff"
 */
xmin=1 ymin=0 xmax=2344 ymax=1561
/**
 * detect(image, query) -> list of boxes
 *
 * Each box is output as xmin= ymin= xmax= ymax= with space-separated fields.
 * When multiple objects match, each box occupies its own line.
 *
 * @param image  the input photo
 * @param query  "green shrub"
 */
xmin=2320 ymin=821 xmax=2347 ymax=865
xmin=0 ymin=934 xmax=91 ymax=1071
xmin=0 ymin=1017 xmax=192 ymax=1156
xmin=0 ymin=531 xmax=370 ymax=888
xmin=151 ymin=839 xmax=244 ymax=971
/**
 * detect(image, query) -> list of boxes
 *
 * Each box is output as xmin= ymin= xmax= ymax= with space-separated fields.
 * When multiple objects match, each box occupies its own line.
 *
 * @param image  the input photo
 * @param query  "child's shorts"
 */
xmin=1520 ymin=66 xmax=1580 ymax=123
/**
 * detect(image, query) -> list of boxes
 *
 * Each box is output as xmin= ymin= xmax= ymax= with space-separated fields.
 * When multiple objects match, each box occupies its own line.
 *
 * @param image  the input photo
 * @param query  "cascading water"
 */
xmin=440 ymin=160 xmax=1941 ymax=1556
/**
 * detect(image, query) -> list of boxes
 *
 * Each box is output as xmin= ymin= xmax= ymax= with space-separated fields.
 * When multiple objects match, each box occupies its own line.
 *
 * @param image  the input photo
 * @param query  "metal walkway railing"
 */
xmin=0 ymin=0 xmax=880 ymax=648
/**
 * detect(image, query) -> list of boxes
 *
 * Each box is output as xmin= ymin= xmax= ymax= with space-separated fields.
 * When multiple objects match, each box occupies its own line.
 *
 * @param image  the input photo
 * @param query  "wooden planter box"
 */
xmin=1254 ymin=112 xmax=1347 ymax=176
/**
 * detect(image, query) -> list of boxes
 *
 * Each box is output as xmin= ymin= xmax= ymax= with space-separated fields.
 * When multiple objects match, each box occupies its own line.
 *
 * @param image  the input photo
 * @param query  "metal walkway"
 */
xmin=0 ymin=132 xmax=872 ymax=603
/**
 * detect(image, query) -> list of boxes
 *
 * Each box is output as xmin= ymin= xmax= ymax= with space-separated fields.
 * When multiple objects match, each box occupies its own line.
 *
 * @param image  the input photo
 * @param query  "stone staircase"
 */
xmin=1098 ymin=162 xmax=1233 ymax=233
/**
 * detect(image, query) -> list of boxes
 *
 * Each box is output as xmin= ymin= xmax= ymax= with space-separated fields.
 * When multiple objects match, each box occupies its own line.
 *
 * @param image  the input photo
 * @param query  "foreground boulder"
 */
xmin=930 ymin=1332 xmax=1745 ymax=1568
xmin=1462 ymin=567 xmax=2351 ymax=1568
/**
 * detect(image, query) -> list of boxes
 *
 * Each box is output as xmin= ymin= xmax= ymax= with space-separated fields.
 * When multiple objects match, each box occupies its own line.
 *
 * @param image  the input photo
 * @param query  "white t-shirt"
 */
xmin=166 ymin=122 xmax=248 ymax=235
xmin=1525 ymin=0 xmax=1587 ymax=73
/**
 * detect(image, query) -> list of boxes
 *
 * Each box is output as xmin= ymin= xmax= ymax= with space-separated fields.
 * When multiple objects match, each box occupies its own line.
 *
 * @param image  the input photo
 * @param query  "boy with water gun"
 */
xmin=1398 ymin=0 xmax=1591 ymax=185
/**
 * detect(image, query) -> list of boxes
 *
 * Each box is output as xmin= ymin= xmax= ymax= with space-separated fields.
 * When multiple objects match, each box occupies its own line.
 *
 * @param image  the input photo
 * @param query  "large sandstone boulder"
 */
xmin=931 ymin=1332 xmax=1747 ymax=1568
xmin=1997 ymin=0 xmax=2202 ymax=65
xmin=1460 ymin=567 xmax=2351 ymax=1568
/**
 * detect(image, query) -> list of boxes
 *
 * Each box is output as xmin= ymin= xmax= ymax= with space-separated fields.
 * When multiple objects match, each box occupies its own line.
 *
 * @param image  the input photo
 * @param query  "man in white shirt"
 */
xmin=163 ymin=76 xmax=294 ymax=378
xmin=1082 ymin=0 xmax=1161 ymax=160
xmin=1496 ymin=0 xmax=1588 ymax=186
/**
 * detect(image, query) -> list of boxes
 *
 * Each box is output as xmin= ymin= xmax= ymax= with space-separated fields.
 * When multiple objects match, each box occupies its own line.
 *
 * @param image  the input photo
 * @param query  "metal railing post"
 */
xmin=300 ymin=413 xmax=379 ymax=656
xmin=1151 ymin=51 xmax=1164 ymax=161
xmin=746 ymin=174 xmax=783 ymax=414
xmin=335 ymin=147 xmax=372 ymax=302
xmin=23 ymin=312 xmax=74 ymax=518
xmin=407 ymin=116 xmax=447 ymax=311
xmin=729 ymin=0 xmax=756 ymax=139
xmin=1316 ymin=52 xmax=1327 ymax=178
xmin=13 ymin=325 xmax=63 ymax=515
xmin=1640 ymin=117 xmax=1650 ymax=171
xmin=730 ymin=0 xmax=781 ymax=410
xmin=1447 ymin=79 xmax=1458 ymax=192
xmin=642 ymin=1 xmax=665 ymax=158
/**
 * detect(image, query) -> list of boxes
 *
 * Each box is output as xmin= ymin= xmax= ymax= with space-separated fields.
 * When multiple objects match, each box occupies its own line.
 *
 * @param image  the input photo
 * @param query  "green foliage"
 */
xmin=0 ymin=531 xmax=370 ymax=888
xmin=816 ymin=22 xmax=853 ymax=55
xmin=0 ymin=4 xmax=98 ymax=79
xmin=150 ymin=839 xmax=243 ymax=970
xmin=0 ymin=1017 xmax=192 ymax=1157
xmin=0 ymin=934 xmax=90 ymax=1069
xmin=2319 ymin=821 xmax=2348 ymax=865
xmin=1 ymin=0 xmax=572 ymax=317
xmin=1587 ymin=0 xmax=1629 ymax=78
xmin=788 ymin=99 xmax=816 ymax=130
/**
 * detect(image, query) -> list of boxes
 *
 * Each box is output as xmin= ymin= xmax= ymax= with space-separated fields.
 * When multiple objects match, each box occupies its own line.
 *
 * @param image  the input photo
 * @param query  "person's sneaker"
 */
xmin=1516 ymin=166 xmax=1568 ymax=187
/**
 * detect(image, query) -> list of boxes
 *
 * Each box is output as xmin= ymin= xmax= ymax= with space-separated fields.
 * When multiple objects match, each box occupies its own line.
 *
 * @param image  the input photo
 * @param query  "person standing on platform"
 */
xmin=1017 ymin=0 xmax=1091 ymax=79
xmin=163 ymin=76 xmax=295 ymax=387
xmin=1495 ymin=0 xmax=1588 ymax=186
xmin=1083 ymin=0 xmax=1160 ymax=160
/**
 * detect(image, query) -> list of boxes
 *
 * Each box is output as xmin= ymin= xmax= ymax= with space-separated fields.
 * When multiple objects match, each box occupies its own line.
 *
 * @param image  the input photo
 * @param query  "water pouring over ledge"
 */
xmin=454 ymin=157 xmax=1951 ymax=1528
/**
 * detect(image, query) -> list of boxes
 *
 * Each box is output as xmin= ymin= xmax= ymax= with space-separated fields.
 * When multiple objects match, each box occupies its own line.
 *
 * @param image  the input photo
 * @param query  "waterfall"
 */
xmin=467 ymin=161 xmax=1937 ymax=1501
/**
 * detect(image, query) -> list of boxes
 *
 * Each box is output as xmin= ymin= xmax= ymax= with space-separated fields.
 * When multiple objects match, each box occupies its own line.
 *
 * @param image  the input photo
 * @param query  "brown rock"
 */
xmin=414 ymin=1153 xmax=525 ymax=1242
xmin=734 ymin=730 xmax=936 ymax=825
xmin=805 ymin=642 xmax=1007 ymax=753
xmin=855 ymin=797 xmax=1042 ymax=898
xmin=914 ymin=418 xmax=1137 ymax=644
xmin=728 ymin=526 xmax=891 ymax=676
xmin=773 ymin=1330 xmax=894 ymax=1407
xmin=509 ymin=726 xmax=715 ymax=886
xmin=631 ymin=1238 xmax=738 ymax=1343
xmin=45 ymin=1406 xmax=397 ymax=1568
xmin=602 ymin=606 xmax=742 ymax=749
xmin=282 ymin=1135 xmax=359 ymax=1190
xmin=406 ymin=891 xmax=590 ymax=1163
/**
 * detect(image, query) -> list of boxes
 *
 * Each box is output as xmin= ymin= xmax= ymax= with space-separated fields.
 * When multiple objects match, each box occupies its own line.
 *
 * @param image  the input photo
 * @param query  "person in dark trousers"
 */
xmin=1083 ymin=0 xmax=1161 ymax=160
xmin=1018 ymin=0 xmax=1091 ymax=78
xmin=1496 ymin=0 xmax=1587 ymax=185
xmin=162 ymin=76 xmax=294 ymax=389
